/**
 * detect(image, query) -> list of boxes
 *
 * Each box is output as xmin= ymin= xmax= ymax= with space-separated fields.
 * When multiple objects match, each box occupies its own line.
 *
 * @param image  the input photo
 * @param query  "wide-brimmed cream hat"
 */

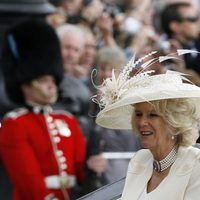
xmin=95 ymin=50 xmax=200 ymax=129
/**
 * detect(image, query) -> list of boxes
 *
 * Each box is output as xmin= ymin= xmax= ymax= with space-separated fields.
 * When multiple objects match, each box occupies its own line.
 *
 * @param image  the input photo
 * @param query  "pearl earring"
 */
xmin=171 ymin=135 xmax=175 ymax=140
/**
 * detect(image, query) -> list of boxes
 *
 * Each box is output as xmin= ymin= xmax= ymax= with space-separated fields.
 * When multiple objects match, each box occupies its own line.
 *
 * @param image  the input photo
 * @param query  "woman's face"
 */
xmin=133 ymin=102 xmax=173 ymax=153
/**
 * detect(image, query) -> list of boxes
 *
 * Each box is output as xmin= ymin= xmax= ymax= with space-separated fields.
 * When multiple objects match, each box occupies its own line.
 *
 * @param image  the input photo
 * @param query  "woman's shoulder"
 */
xmin=179 ymin=146 xmax=200 ymax=159
xmin=127 ymin=149 xmax=152 ymax=173
xmin=179 ymin=146 xmax=200 ymax=187
xmin=130 ymin=149 xmax=152 ymax=163
xmin=177 ymin=146 xmax=200 ymax=171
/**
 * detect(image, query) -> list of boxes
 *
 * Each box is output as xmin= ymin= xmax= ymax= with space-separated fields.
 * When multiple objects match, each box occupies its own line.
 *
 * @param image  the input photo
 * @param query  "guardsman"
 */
xmin=0 ymin=19 xmax=86 ymax=200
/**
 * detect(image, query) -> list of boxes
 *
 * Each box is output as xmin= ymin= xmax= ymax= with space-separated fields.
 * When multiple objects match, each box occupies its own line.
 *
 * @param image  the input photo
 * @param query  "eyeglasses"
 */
xmin=179 ymin=16 xmax=199 ymax=23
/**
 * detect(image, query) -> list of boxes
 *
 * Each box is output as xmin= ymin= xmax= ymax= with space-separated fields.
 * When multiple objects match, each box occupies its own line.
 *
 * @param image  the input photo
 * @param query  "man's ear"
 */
xmin=20 ymin=83 xmax=31 ymax=96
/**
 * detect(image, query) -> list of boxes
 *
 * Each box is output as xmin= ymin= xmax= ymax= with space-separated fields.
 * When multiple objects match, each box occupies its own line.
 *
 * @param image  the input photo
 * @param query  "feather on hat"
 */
xmin=94 ymin=50 xmax=200 ymax=129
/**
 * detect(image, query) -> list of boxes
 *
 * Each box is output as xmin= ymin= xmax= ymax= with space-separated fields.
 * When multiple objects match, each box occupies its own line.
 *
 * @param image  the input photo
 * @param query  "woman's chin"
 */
xmin=140 ymin=141 xmax=153 ymax=149
xmin=140 ymin=137 xmax=153 ymax=149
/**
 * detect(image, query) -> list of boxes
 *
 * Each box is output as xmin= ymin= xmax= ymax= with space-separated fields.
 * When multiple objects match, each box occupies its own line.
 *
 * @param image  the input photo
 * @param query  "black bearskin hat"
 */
xmin=1 ymin=18 xmax=64 ymax=104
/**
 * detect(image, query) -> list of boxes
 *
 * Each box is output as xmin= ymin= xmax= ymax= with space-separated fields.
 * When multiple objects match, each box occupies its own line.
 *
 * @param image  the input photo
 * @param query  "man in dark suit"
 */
xmin=160 ymin=2 xmax=200 ymax=75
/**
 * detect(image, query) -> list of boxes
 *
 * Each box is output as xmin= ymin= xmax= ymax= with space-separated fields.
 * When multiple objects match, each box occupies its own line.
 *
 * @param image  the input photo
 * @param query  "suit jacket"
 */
xmin=121 ymin=146 xmax=200 ymax=200
xmin=183 ymin=39 xmax=200 ymax=75
xmin=0 ymin=107 xmax=87 ymax=200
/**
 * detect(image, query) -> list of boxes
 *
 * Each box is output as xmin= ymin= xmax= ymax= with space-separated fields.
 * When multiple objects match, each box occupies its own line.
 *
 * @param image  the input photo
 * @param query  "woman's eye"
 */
xmin=135 ymin=112 xmax=142 ymax=117
xmin=149 ymin=113 xmax=159 ymax=117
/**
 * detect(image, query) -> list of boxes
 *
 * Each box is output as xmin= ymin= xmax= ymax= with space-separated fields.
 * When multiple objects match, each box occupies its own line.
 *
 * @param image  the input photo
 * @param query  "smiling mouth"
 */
xmin=141 ymin=131 xmax=153 ymax=136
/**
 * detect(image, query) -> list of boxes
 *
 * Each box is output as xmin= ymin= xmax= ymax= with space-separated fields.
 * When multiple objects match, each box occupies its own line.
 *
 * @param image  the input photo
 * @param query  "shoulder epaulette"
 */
xmin=4 ymin=108 xmax=28 ymax=119
xmin=53 ymin=110 xmax=74 ymax=118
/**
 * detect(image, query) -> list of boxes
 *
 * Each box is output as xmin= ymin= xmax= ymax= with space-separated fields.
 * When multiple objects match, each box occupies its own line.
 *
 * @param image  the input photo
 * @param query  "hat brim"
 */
xmin=96 ymin=83 xmax=200 ymax=129
xmin=0 ymin=3 xmax=55 ymax=15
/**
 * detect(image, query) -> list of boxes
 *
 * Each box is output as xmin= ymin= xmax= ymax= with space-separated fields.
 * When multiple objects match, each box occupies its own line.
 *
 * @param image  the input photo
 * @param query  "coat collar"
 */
xmin=25 ymin=103 xmax=53 ymax=114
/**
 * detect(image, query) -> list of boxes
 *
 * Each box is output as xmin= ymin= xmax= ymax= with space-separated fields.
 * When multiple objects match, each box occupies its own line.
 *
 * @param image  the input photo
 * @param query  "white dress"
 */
xmin=121 ymin=146 xmax=200 ymax=200
xmin=138 ymin=185 xmax=161 ymax=200
xmin=138 ymin=186 xmax=148 ymax=200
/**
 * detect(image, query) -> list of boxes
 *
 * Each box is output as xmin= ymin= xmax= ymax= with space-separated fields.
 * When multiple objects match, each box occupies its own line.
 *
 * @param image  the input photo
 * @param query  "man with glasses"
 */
xmin=160 ymin=2 xmax=200 ymax=75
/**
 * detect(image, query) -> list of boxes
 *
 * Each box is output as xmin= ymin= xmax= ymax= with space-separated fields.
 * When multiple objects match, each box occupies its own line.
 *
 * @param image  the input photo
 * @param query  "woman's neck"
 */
xmin=151 ymin=143 xmax=176 ymax=161
xmin=152 ymin=145 xmax=178 ymax=173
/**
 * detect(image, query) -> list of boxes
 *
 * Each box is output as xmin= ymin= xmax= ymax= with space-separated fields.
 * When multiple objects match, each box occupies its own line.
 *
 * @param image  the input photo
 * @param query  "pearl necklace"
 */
xmin=153 ymin=146 xmax=178 ymax=173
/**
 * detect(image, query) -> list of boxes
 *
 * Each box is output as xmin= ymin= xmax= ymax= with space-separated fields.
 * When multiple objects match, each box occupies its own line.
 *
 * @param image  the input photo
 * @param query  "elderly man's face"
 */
xmin=60 ymin=32 xmax=84 ymax=74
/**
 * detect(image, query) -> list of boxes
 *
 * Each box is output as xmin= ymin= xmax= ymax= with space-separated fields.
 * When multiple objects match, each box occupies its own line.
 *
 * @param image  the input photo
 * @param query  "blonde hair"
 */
xmin=132 ymin=98 xmax=200 ymax=147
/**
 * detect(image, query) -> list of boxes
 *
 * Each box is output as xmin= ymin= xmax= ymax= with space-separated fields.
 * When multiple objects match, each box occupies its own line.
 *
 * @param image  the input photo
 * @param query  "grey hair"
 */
xmin=95 ymin=47 xmax=127 ymax=70
xmin=56 ymin=23 xmax=85 ymax=48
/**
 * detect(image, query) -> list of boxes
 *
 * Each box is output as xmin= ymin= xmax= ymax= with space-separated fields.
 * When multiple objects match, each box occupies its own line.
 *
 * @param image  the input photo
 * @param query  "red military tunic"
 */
xmin=0 ymin=107 xmax=87 ymax=200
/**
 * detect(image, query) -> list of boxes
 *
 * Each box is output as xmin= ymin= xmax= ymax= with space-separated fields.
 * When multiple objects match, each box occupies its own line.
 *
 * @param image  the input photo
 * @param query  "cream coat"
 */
xmin=120 ymin=146 xmax=200 ymax=200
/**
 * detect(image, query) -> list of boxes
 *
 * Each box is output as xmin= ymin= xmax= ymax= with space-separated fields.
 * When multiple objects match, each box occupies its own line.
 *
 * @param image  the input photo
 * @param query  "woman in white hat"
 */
xmin=95 ymin=49 xmax=200 ymax=200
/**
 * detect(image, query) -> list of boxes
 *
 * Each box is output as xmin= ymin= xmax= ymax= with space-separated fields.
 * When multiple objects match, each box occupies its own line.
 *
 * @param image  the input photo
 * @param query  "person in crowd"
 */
xmin=80 ymin=0 xmax=119 ymax=48
xmin=56 ymin=23 xmax=85 ymax=77
xmin=80 ymin=0 xmax=105 ymax=28
xmin=50 ymin=0 xmax=83 ymax=24
xmin=122 ymin=0 xmax=153 ymax=35
xmin=84 ymin=47 xmax=141 ymax=193
xmin=160 ymin=2 xmax=200 ymax=75
xmin=78 ymin=26 xmax=97 ymax=87
xmin=95 ymin=50 xmax=200 ymax=199
xmin=0 ymin=19 xmax=86 ymax=200
xmin=55 ymin=23 xmax=91 ymax=139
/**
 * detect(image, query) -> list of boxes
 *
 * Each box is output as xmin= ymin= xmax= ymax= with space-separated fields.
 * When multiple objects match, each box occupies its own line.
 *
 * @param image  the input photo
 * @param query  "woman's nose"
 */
xmin=139 ymin=116 xmax=149 ymax=127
